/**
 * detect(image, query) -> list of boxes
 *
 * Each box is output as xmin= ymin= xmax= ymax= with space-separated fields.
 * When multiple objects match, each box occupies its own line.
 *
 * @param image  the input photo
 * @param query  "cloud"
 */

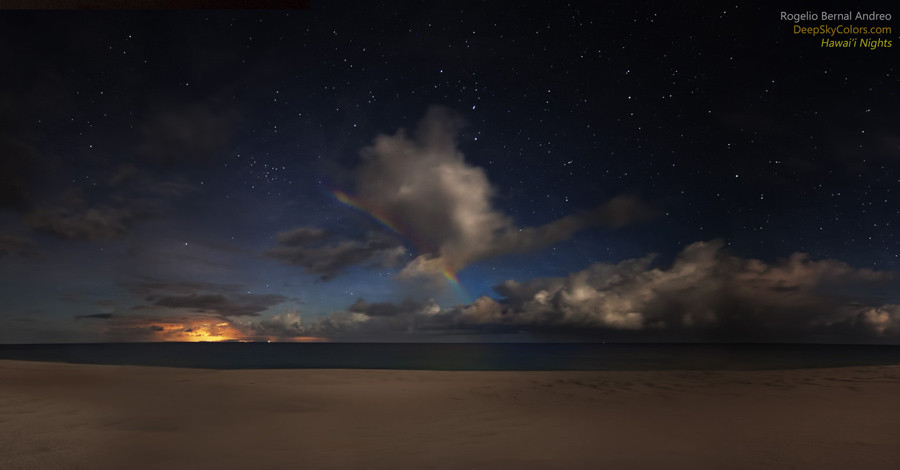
xmin=93 ymin=241 xmax=900 ymax=343
xmin=275 ymin=227 xmax=328 ymax=245
xmin=17 ymin=161 xmax=196 ymax=245
xmin=231 ymin=311 xmax=333 ymax=341
xmin=345 ymin=106 xmax=655 ymax=280
xmin=855 ymin=306 xmax=900 ymax=336
xmin=272 ymin=240 xmax=900 ymax=343
xmin=440 ymin=240 xmax=899 ymax=341
xmin=148 ymin=292 xmax=289 ymax=317
xmin=264 ymin=227 xmax=406 ymax=280
xmin=79 ymin=278 xmax=296 ymax=341
xmin=0 ymin=234 xmax=38 ymax=258
xmin=239 ymin=312 xmax=305 ymax=338
xmin=230 ymin=297 xmax=443 ymax=341
xmin=348 ymin=298 xmax=440 ymax=317
xmin=75 ymin=313 xmax=114 ymax=320
xmin=88 ymin=279 xmax=298 ymax=342
xmin=136 ymin=103 xmax=241 ymax=166
xmin=85 ymin=312 xmax=246 ymax=342
xmin=22 ymin=180 xmax=179 ymax=242
xmin=122 ymin=277 xmax=243 ymax=297
xmin=108 ymin=164 xmax=198 ymax=198
xmin=25 ymin=204 xmax=154 ymax=241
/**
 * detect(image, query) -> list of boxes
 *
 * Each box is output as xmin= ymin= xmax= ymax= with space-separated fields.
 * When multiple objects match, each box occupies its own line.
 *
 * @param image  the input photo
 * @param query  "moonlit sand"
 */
xmin=2 ymin=360 xmax=900 ymax=469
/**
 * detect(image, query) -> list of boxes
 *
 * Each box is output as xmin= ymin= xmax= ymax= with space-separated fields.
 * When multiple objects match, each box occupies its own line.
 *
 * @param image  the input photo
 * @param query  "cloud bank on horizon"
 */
xmin=80 ymin=239 xmax=900 ymax=343
xmin=251 ymin=239 xmax=900 ymax=343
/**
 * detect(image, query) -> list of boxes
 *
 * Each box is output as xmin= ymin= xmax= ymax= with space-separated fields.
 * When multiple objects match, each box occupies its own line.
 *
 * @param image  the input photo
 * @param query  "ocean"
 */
xmin=1 ymin=342 xmax=899 ymax=371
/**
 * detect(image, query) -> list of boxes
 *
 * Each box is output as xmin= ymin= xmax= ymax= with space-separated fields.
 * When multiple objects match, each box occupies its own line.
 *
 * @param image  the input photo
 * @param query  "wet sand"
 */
xmin=2 ymin=360 xmax=900 ymax=469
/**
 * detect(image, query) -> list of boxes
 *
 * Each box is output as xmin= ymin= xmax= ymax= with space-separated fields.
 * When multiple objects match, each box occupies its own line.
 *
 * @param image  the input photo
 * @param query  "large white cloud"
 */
xmin=443 ymin=239 xmax=899 ymax=341
xmin=348 ymin=106 xmax=655 ymax=280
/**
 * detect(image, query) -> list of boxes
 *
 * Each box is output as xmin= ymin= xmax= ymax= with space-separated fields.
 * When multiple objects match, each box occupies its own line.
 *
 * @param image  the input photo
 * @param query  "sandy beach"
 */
xmin=2 ymin=360 xmax=899 ymax=469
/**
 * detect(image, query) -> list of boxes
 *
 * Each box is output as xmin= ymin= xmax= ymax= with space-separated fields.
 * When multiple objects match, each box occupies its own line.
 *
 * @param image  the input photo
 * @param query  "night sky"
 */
xmin=1 ymin=2 xmax=898 ymax=343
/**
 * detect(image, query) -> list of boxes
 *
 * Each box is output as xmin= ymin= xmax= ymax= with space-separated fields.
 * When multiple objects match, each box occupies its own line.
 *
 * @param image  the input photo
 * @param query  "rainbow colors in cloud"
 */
xmin=333 ymin=189 xmax=407 ymax=239
xmin=441 ymin=268 xmax=468 ymax=300
xmin=333 ymin=189 xmax=469 ymax=301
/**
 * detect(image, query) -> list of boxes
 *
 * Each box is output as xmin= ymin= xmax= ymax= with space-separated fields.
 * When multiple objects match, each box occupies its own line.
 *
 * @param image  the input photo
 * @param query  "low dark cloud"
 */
xmin=107 ymin=164 xmax=198 ymax=199
xmin=122 ymin=277 xmax=243 ymax=297
xmin=25 ymin=204 xmax=155 ymax=241
xmin=153 ymin=294 xmax=228 ymax=309
xmin=20 ymin=173 xmax=187 ymax=243
xmin=0 ymin=234 xmax=38 ymax=258
xmin=234 ymin=312 xmax=305 ymax=339
xmin=148 ymin=292 xmax=288 ymax=317
xmin=348 ymin=298 xmax=438 ymax=317
xmin=233 ymin=297 xmax=441 ymax=341
xmin=3 ymin=125 xmax=197 ymax=247
xmin=275 ymin=227 xmax=327 ymax=245
xmin=235 ymin=309 xmax=389 ymax=341
xmin=75 ymin=313 xmax=114 ymax=320
xmin=264 ymin=227 xmax=406 ymax=280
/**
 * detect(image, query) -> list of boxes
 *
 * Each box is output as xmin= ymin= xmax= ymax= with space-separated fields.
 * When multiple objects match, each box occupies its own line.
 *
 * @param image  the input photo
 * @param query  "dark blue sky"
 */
xmin=1 ymin=2 xmax=898 ymax=343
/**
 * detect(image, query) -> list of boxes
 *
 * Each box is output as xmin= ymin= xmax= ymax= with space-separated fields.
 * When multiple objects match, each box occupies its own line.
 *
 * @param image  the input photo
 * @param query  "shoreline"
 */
xmin=2 ymin=342 xmax=898 ymax=371
xmin=3 ymin=360 xmax=900 ymax=469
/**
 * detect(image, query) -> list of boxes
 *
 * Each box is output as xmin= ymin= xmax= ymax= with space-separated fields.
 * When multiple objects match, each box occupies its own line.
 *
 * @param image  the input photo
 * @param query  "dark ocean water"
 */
xmin=1 ymin=343 xmax=899 ymax=371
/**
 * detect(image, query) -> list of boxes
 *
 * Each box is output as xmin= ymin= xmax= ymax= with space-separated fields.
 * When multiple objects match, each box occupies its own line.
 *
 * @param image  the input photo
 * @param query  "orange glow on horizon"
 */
xmin=146 ymin=319 xmax=245 ymax=342
xmin=98 ymin=308 xmax=334 ymax=342
xmin=125 ymin=318 xmax=330 ymax=343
